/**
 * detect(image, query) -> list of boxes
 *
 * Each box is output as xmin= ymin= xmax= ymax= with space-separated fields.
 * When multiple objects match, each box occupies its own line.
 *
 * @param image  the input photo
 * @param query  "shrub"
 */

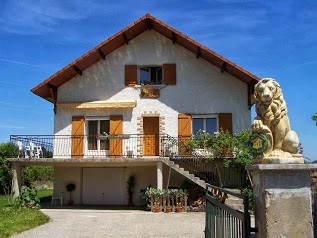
xmin=14 ymin=187 xmax=41 ymax=209
xmin=0 ymin=143 xmax=18 ymax=194
xmin=187 ymin=129 xmax=254 ymax=209
xmin=22 ymin=166 xmax=54 ymax=188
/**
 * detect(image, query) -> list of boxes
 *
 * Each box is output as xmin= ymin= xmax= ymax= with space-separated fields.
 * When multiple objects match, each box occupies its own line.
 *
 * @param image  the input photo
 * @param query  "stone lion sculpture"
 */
xmin=252 ymin=78 xmax=303 ymax=161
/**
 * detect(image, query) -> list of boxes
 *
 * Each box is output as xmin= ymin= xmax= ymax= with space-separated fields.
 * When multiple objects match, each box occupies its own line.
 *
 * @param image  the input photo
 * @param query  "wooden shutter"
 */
xmin=178 ymin=114 xmax=192 ymax=155
xmin=71 ymin=116 xmax=84 ymax=158
xmin=163 ymin=64 xmax=176 ymax=85
xmin=109 ymin=115 xmax=123 ymax=157
xmin=218 ymin=113 xmax=233 ymax=134
xmin=125 ymin=65 xmax=137 ymax=86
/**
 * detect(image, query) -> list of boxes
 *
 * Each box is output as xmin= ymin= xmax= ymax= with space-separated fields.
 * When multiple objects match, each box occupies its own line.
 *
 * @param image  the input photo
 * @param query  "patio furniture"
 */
xmin=29 ymin=142 xmax=43 ymax=158
xmin=51 ymin=190 xmax=64 ymax=206
xmin=16 ymin=141 xmax=24 ymax=158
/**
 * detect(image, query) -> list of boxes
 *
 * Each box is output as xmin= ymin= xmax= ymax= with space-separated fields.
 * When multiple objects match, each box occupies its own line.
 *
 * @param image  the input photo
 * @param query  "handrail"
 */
xmin=161 ymin=134 xmax=223 ymax=187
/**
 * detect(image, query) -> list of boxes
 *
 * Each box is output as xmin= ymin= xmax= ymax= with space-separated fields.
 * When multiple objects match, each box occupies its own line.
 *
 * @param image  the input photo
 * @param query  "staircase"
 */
xmin=162 ymin=159 xmax=207 ymax=188
xmin=161 ymin=134 xmax=245 ymax=211
xmin=161 ymin=134 xmax=223 ymax=188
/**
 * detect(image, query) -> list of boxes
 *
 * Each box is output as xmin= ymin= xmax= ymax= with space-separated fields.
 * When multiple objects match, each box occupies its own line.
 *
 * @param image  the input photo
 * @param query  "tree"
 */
xmin=0 ymin=143 xmax=18 ymax=194
xmin=312 ymin=113 xmax=317 ymax=122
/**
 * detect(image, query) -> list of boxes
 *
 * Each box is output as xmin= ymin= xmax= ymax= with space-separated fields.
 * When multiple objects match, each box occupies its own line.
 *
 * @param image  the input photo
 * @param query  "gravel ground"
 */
xmin=12 ymin=208 xmax=205 ymax=238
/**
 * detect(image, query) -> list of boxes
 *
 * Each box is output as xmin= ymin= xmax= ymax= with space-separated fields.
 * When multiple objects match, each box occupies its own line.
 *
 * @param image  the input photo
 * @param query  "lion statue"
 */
xmin=252 ymin=78 xmax=302 ymax=160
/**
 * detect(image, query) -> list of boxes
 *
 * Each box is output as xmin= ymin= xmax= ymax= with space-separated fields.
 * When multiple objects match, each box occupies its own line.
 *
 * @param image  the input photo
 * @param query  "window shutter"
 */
xmin=71 ymin=116 xmax=85 ymax=158
xmin=163 ymin=64 xmax=176 ymax=85
xmin=125 ymin=65 xmax=137 ymax=86
xmin=218 ymin=113 xmax=232 ymax=134
xmin=178 ymin=114 xmax=192 ymax=155
xmin=109 ymin=115 xmax=123 ymax=156
xmin=178 ymin=114 xmax=192 ymax=137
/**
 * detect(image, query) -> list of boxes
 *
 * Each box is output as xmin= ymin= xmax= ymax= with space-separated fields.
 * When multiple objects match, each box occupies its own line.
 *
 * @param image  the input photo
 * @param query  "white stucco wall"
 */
xmin=55 ymin=30 xmax=250 ymax=136
xmin=54 ymin=167 xmax=81 ymax=205
xmin=54 ymin=165 xmax=186 ymax=206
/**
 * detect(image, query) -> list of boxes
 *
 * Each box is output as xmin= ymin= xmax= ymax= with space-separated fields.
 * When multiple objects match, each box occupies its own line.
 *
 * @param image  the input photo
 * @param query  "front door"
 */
xmin=143 ymin=117 xmax=159 ymax=156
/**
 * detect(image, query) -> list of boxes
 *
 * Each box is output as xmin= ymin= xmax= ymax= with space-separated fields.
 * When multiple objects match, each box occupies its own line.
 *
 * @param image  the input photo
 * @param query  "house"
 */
xmin=11 ymin=13 xmax=259 ymax=206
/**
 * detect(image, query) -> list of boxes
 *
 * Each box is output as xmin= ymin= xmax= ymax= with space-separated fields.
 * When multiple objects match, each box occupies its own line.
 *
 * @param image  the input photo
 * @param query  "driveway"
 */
xmin=12 ymin=208 xmax=205 ymax=238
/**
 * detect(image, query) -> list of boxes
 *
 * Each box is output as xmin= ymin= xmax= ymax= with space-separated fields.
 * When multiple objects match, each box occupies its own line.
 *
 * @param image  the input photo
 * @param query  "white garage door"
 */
xmin=82 ymin=168 xmax=125 ymax=205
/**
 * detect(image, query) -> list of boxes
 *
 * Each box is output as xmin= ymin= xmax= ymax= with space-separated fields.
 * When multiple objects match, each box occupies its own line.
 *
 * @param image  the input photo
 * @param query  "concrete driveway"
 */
xmin=12 ymin=208 xmax=205 ymax=238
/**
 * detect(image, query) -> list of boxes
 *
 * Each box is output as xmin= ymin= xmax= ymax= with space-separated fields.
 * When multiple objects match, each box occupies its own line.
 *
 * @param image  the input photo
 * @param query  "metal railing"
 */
xmin=10 ymin=134 xmax=147 ymax=158
xmin=205 ymin=184 xmax=251 ymax=238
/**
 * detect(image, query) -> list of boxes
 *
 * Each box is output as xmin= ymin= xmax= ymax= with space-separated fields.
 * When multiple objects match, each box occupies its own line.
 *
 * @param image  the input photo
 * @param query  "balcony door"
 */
xmin=143 ymin=117 xmax=159 ymax=156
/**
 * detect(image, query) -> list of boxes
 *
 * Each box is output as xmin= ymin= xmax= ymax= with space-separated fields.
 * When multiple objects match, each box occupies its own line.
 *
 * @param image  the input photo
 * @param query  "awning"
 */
xmin=57 ymin=100 xmax=137 ymax=109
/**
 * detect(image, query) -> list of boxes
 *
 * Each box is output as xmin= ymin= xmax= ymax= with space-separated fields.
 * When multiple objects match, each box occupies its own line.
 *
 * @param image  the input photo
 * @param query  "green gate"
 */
xmin=205 ymin=184 xmax=252 ymax=238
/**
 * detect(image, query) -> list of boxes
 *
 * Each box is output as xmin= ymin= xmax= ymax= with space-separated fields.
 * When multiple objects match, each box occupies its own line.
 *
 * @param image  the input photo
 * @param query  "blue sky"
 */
xmin=0 ymin=0 xmax=316 ymax=161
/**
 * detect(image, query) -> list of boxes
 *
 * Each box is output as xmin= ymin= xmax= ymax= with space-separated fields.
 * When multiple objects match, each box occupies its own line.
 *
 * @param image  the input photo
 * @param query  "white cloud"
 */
xmin=0 ymin=0 xmax=123 ymax=35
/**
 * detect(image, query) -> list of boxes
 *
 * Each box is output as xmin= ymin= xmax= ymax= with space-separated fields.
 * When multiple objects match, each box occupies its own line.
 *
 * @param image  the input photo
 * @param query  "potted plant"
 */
xmin=140 ymin=89 xmax=147 ymax=97
xmin=175 ymin=189 xmax=185 ymax=212
xmin=153 ymin=201 xmax=161 ymax=213
xmin=127 ymin=175 xmax=136 ymax=206
xmin=175 ymin=202 xmax=183 ymax=212
xmin=144 ymin=186 xmax=153 ymax=210
xmin=66 ymin=183 xmax=75 ymax=205
xmin=165 ymin=205 xmax=172 ymax=213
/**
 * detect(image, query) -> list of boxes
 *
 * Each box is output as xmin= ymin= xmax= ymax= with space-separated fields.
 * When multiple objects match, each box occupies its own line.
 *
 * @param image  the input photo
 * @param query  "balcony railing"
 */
xmin=11 ymin=134 xmax=165 ymax=158
xmin=10 ymin=134 xmax=244 ymax=187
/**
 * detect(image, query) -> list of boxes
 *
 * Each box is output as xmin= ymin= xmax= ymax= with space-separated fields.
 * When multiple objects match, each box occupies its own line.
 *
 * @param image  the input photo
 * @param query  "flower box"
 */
xmin=97 ymin=134 xmax=130 ymax=140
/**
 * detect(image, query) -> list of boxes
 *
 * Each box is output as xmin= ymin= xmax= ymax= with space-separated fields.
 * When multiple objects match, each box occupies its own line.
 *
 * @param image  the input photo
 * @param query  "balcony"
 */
xmin=9 ymin=134 xmax=190 ymax=160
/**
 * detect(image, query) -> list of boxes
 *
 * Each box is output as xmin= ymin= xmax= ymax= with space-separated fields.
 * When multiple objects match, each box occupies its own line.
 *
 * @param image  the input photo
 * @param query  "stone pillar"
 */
xmin=246 ymin=164 xmax=316 ymax=238
xmin=157 ymin=161 xmax=163 ymax=190
xmin=12 ymin=162 xmax=22 ymax=196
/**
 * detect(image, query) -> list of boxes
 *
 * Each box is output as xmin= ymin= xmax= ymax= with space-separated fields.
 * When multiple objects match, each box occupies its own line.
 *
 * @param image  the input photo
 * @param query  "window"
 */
xmin=87 ymin=119 xmax=110 ymax=151
xmin=139 ymin=66 xmax=162 ymax=85
xmin=192 ymin=115 xmax=217 ymax=135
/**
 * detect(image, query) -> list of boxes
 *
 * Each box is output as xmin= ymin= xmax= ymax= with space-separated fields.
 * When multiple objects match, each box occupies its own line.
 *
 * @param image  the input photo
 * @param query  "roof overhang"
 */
xmin=31 ymin=13 xmax=260 ymax=106
xmin=57 ymin=100 xmax=137 ymax=109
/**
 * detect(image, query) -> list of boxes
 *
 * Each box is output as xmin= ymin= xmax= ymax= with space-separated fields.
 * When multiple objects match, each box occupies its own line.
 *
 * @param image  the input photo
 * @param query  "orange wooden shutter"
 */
xmin=125 ymin=65 xmax=137 ymax=86
xmin=109 ymin=115 xmax=123 ymax=157
xmin=218 ymin=113 xmax=233 ymax=134
xmin=163 ymin=64 xmax=176 ymax=85
xmin=178 ymin=114 xmax=192 ymax=155
xmin=71 ymin=116 xmax=84 ymax=158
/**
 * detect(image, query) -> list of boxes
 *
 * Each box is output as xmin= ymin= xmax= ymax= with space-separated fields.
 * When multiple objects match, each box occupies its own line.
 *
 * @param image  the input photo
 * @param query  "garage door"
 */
xmin=82 ymin=168 xmax=125 ymax=205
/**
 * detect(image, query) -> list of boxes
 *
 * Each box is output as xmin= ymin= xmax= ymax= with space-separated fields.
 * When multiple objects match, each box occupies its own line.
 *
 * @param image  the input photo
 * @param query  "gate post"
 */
xmin=246 ymin=164 xmax=316 ymax=238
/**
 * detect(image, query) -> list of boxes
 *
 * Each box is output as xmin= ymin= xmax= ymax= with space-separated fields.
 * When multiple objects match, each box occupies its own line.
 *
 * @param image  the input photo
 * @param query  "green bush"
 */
xmin=22 ymin=166 xmax=54 ymax=188
xmin=0 ymin=143 xmax=18 ymax=194
xmin=14 ymin=187 xmax=41 ymax=209
xmin=187 ymin=129 xmax=254 ymax=209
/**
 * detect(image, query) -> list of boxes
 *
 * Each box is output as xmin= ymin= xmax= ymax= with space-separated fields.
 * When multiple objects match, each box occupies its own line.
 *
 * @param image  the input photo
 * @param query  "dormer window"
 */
xmin=139 ymin=66 xmax=163 ymax=85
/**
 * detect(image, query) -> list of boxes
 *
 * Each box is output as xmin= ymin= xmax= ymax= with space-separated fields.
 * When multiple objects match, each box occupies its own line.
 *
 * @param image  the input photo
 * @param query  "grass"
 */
xmin=0 ymin=189 xmax=52 ymax=238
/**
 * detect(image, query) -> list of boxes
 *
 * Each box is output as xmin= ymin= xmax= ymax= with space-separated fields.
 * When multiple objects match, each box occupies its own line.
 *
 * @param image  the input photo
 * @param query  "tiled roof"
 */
xmin=31 ymin=13 xmax=260 ymax=104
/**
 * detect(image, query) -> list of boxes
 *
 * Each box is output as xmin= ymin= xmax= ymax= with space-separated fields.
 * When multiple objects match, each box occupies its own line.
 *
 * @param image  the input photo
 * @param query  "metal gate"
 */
xmin=205 ymin=184 xmax=251 ymax=238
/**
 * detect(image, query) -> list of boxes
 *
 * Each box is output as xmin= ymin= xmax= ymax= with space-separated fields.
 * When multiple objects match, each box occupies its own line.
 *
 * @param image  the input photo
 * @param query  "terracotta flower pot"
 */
xmin=153 ymin=207 xmax=160 ymax=213
xmin=175 ymin=207 xmax=182 ymax=213
xmin=165 ymin=207 xmax=171 ymax=213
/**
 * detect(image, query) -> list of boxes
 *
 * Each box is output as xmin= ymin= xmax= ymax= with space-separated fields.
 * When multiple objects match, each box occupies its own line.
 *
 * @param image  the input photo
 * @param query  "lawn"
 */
xmin=0 ymin=189 xmax=52 ymax=238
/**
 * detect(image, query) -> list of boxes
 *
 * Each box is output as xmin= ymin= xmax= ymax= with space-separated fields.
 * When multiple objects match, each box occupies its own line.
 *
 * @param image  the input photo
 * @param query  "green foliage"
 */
xmin=127 ymin=175 xmax=136 ymax=203
xmin=188 ymin=129 xmax=253 ymax=169
xmin=188 ymin=130 xmax=254 ymax=209
xmin=241 ymin=184 xmax=254 ymax=210
xmin=14 ymin=187 xmax=40 ymax=209
xmin=0 ymin=143 xmax=18 ymax=195
xmin=22 ymin=166 xmax=54 ymax=188
xmin=0 ymin=190 xmax=49 ymax=238
xmin=312 ymin=113 xmax=317 ymax=121
xmin=223 ymin=130 xmax=253 ymax=171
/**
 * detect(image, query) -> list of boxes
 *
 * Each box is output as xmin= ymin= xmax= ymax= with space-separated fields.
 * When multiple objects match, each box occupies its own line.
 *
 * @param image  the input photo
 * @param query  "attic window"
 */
xmin=139 ymin=66 xmax=162 ymax=85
